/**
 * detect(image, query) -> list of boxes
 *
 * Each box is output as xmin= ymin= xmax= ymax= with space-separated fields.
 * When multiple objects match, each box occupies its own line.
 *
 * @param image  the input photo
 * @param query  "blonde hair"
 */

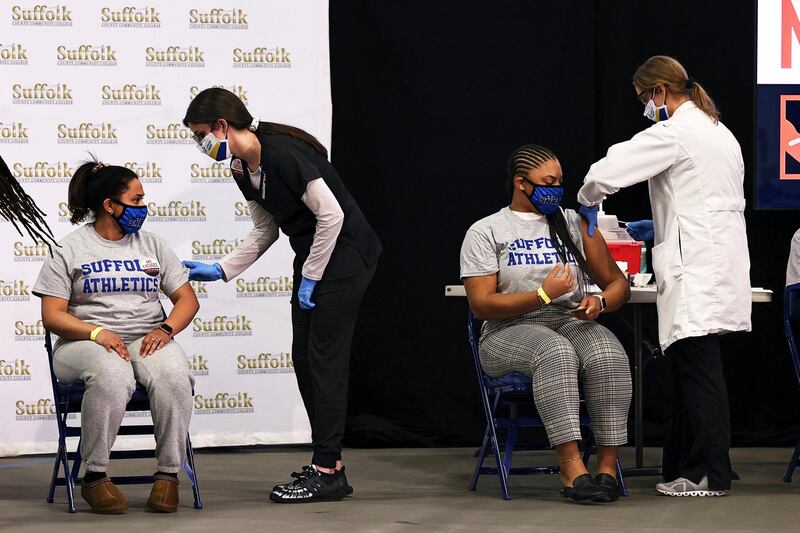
xmin=633 ymin=55 xmax=719 ymax=124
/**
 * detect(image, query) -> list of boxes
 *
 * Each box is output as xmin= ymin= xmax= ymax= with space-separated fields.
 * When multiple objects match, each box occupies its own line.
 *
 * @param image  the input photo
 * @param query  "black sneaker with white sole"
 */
xmin=269 ymin=466 xmax=352 ymax=503
xmin=272 ymin=464 xmax=354 ymax=496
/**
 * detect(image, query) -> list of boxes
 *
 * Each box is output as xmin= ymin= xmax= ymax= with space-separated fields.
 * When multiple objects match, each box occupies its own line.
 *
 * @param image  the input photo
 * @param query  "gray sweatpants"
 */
xmin=53 ymin=336 xmax=194 ymax=474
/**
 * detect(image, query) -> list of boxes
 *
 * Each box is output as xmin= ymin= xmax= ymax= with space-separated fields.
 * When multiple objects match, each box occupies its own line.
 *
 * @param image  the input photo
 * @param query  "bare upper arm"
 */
xmin=579 ymin=217 xmax=626 ymax=290
xmin=464 ymin=274 xmax=498 ymax=310
xmin=168 ymin=282 xmax=199 ymax=307
xmin=41 ymin=295 xmax=69 ymax=323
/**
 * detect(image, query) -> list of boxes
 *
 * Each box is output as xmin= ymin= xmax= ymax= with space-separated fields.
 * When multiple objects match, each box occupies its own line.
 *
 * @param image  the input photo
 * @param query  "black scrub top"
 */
xmin=230 ymin=133 xmax=382 ymax=281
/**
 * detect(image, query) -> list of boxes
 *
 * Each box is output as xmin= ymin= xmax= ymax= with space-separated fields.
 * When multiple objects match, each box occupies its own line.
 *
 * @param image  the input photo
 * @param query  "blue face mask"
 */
xmin=523 ymin=178 xmax=563 ymax=215
xmin=111 ymin=199 xmax=147 ymax=234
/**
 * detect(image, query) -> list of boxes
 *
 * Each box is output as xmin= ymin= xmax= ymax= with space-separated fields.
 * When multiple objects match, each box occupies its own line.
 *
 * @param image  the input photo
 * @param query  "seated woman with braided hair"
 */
xmin=460 ymin=144 xmax=632 ymax=503
xmin=33 ymin=160 xmax=199 ymax=514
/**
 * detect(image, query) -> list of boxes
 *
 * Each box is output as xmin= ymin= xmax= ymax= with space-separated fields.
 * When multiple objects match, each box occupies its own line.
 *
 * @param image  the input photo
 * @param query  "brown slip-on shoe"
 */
xmin=147 ymin=474 xmax=179 ymax=513
xmin=81 ymin=476 xmax=128 ymax=514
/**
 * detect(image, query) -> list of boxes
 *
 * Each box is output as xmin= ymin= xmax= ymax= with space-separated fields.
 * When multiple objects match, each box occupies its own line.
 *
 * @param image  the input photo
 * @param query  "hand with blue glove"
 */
xmin=298 ymin=276 xmax=317 ymax=310
xmin=181 ymin=261 xmax=224 ymax=282
xmin=626 ymin=220 xmax=655 ymax=241
xmin=578 ymin=204 xmax=599 ymax=237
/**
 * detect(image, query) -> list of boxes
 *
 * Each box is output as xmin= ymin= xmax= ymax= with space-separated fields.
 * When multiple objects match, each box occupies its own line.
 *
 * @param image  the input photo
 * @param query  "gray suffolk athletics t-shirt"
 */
xmin=460 ymin=207 xmax=585 ymax=335
xmin=34 ymin=225 xmax=188 ymax=345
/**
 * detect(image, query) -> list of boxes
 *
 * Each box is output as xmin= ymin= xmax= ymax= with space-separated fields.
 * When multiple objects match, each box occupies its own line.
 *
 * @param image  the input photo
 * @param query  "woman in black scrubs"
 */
xmin=181 ymin=88 xmax=381 ymax=503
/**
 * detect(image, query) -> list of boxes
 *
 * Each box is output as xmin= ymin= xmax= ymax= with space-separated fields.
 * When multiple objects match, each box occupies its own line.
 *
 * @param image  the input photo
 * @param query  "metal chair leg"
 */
xmin=487 ymin=393 xmax=511 ymax=500
xmin=616 ymin=459 xmax=629 ymax=497
xmin=184 ymin=433 xmax=203 ymax=509
xmin=784 ymin=436 xmax=800 ymax=483
xmin=470 ymin=424 xmax=491 ymax=491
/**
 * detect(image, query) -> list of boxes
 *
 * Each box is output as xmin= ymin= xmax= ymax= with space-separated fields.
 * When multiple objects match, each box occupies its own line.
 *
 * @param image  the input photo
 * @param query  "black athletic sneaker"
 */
xmin=269 ymin=466 xmax=349 ymax=503
xmin=272 ymin=464 xmax=354 ymax=496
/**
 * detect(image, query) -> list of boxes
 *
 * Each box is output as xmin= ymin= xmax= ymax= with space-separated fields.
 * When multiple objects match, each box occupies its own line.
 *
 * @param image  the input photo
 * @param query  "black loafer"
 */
xmin=593 ymin=473 xmax=620 ymax=502
xmin=559 ymin=473 xmax=607 ymax=503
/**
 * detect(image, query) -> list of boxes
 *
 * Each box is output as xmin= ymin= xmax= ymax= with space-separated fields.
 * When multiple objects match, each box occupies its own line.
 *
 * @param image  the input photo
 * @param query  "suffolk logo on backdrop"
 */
xmin=102 ymin=84 xmax=162 ymax=106
xmin=12 ymin=83 xmax=73 ymax=105
xmin=188 ymin=354 xmax=210 ymax=376
xmin=57 ymin=44 xmax=118 ymax=66
xmin=191 ymin=162 xmax=232 ymax=183
xmin=13 ymin=241 xmax=50 ymax=262
xmin=193 ymin=315 xmax=253 ymax=337
xmin=14 ymin=162 xmax=72 ymax=183
xmin=14 ymin=320 xmax=44 ymax=342
xmin=11 ymin=5 xmax=72 ymax=26
xmin=0 ymin=359 xmax=31 ymax=381
xmin=194 ymin=392 xmax=255 ymax=414
xmin=189 ymin=8 xmax=248 ymax=30
xmin=234 ymin=201 xmax=251 ymax=222
xmin=0 ymin=43 xmax=28 ymax=65
xmin=237 ymin=352 xmax=294 ymax=374
xmin=233 ymin=47 xmax=291 ymax=68
xmin=0 ymin=280 xmax=31 ymax=302
xmin=191 ymin=239 xmax=242 ymax=260
xmin=57 ymin=123 xmax=118 ymax=144
xmin=0 ymin=122 xmax=28 ymax=144
xmin=236 ymin=276 xmax=292 ymax=298
xmin=101 ymin=7 xmax=160 ymax=28
xmin=146 ymin=46 xmax=205 ymax=68
xmin=147 ymin=201 xmax=207 ymax=222
xmin=124 ymin=161 xmax=163 ymax=183
xmin=146 ymin=123 xmax=194 ymax=144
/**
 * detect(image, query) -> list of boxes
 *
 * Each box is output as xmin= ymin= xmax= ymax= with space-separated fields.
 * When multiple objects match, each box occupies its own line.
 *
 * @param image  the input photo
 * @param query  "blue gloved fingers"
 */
xmin=578 ymin=205 xmax=599 ymax=238
xmin=626 ymin=220 xmax=654 ymax=241
xmin=298 ymin=277 xmax=317 ymax=310
xmin=180 ymin=260 xmax=223 ymax=281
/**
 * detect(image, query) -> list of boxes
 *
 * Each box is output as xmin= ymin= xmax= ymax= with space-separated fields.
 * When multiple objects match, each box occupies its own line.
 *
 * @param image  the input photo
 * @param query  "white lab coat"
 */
xmin=578 ymin=101 xmax=752 ymax=350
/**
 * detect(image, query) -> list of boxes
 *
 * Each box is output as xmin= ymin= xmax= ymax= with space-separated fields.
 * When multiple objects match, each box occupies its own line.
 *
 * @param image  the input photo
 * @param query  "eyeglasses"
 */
xmin=636 ymin=88 xmax=654 ymax=105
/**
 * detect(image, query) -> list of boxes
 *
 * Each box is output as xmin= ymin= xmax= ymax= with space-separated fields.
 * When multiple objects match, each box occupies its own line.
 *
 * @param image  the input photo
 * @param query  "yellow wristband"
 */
xmin=90 ymin=327 xmax=104 ymax=341
xmin=537 ymin=287 xmax=551 ymax=305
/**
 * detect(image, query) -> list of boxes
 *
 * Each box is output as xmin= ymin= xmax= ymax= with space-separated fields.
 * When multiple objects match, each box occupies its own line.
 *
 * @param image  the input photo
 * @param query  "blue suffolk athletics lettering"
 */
xmin=506 ymin=237 xmax=576 ymax=267
xmin=79 ymin=258 xmax=160 ymax=294
xmin=82 ymin=276 xmax=159 ymax=294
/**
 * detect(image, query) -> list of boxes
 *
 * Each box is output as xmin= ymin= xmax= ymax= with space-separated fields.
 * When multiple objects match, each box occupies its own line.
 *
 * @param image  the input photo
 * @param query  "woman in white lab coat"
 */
xmin=577 ymin=55 xmax=751 ymax=497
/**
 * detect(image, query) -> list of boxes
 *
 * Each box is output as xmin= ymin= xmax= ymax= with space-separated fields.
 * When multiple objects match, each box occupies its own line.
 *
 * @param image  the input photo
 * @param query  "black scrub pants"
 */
xmin=662 ymin=333 xmax=733 ymax=491
xmin=290 ymin=263 xmax=376 ymax=469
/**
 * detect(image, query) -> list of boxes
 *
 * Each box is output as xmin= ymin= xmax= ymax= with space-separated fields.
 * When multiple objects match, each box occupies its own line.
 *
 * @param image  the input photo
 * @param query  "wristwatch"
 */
xmin=159 ymin=323 xmax=174 ymax=336
xmin=592 ymin=294 xmax=607 ymax=312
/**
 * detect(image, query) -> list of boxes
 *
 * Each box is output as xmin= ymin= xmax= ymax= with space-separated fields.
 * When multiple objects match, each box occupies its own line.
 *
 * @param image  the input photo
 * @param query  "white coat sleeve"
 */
xmin=218 ymin=201 xmax=279 ymax=281
xmin=300 ymin=178 xmax=345 ymax=281
xmin=577 ymin=123 xmax=678 ymax=206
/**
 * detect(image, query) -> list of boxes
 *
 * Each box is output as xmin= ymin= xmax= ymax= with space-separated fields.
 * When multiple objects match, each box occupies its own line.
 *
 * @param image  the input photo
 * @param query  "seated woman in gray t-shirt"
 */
xmin=460 ymin=144 xmax=632 ymax=504
xmin=33 ymin=161 xmax=200 ymax=515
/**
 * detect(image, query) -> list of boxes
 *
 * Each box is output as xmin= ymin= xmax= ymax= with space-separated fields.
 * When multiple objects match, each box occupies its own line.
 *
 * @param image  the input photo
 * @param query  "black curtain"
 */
xmin=329 ymin=0 xmax=800 ymax=447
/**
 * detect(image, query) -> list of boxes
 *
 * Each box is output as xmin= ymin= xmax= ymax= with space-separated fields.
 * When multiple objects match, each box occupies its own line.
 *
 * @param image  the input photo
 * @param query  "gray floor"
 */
xmin=1 ymin=446 xmax=799 ymax=532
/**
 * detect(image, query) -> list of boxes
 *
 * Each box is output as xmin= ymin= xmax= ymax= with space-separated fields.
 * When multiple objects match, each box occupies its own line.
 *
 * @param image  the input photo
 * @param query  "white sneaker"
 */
xmin=655 ymin=476 xmax=727 ymax=497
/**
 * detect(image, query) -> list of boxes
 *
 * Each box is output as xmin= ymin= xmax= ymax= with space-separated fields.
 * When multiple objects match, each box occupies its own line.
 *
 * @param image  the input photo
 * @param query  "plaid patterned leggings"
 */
xmin=480 ymin=306 xmax=631 ymax=447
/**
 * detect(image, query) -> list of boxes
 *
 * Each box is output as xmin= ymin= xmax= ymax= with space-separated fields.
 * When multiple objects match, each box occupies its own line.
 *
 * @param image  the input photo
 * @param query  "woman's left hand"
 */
xmin=571 ymin=295 xmax=602 ymax=321
xmin=140 ymin=328 xmax=171 ymax=357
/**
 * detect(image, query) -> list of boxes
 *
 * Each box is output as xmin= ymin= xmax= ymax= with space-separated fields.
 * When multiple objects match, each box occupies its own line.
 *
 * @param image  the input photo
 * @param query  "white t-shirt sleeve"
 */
xmin=218 ymin=201 xmax=280 ymax=281
xmin=300 ymin=178 xmax=344 ymax=281
xmin=578 ymin=123 xmax=678 ymax=206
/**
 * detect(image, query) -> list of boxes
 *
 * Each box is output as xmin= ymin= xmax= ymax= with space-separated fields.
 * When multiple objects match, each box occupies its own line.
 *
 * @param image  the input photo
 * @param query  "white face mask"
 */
xmin=195 ymin=131 xmax=230 ymax=161
xmin=643 ymin=89 xmax=669 ymax=122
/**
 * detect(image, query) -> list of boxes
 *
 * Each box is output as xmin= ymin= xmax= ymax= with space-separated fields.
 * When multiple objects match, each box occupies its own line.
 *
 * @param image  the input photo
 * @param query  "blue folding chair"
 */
xmin=44 ymin=331 xmax=203 ymax=512
xmin=467 ymin=311 xmax=628 ymax=500
xmin=783 ymin=283 xmax=800 ymax=483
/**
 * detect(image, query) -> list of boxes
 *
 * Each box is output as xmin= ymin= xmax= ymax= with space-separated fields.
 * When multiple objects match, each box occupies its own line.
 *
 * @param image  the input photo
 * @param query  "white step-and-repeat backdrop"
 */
xmin=0 ymin=1 xmax=331 ymax=455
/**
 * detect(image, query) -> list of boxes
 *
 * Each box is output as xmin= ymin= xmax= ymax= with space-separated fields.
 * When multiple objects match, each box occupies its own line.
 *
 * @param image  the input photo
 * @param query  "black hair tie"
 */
xmin=685 ymin=77 xmax=695 ymax=90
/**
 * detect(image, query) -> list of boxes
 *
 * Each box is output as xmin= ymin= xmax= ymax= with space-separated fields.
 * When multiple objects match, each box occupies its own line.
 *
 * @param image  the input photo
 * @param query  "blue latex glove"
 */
xmin=182 ymin=261 xmax=224 ymax=282
xmin=578 ymin=204 xmax=599 ymax=237
xmin=298 ymin=277 xmax=317 ymax=310
xmin=626 ymin=220 xmax=655 ymax=241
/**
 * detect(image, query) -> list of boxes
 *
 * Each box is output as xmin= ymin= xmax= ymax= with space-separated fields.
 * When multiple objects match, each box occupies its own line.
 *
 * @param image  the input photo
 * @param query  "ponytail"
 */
xmin=688 ymin=81 xmax=720 ymax=124
xmin=67 ymin=157 xmax=138 ymax=225
xmin=184 ymin=87 xmax=328 ymax=158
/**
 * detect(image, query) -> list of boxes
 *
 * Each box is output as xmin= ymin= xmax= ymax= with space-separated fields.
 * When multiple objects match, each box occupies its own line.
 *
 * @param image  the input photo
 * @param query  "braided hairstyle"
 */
xmin=507 ymin=144 xmax=590 ymax=297
xmin=0 ymin=155 xmax=57 ymax=249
